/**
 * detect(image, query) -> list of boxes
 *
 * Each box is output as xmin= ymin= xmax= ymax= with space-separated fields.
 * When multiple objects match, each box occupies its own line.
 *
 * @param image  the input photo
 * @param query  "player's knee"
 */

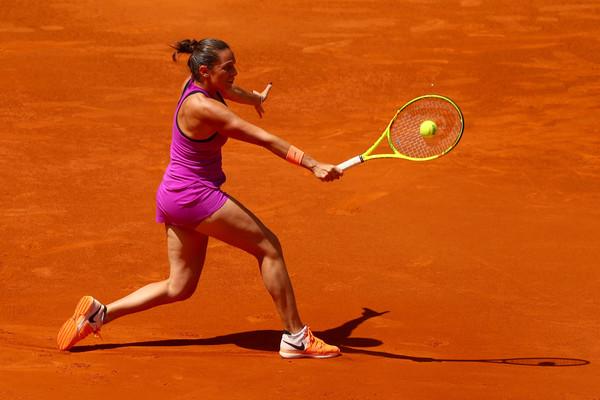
xmin=263 ymin=231 xmax=283 ymax=259
xmin=252 ymin=231 xmax=283 ymax=263
xmin=166 ymin=278 xmax=196 ymax=302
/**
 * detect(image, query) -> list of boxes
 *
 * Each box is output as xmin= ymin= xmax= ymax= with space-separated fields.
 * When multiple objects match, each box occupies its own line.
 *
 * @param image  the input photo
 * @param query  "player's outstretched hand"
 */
xmin=253 ymin=82 xmax=273 ymax=118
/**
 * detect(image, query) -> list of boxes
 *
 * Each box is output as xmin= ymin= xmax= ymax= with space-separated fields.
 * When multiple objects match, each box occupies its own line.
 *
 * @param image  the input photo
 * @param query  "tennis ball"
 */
xmin=420 ymin=120 xmax=437 ymax=138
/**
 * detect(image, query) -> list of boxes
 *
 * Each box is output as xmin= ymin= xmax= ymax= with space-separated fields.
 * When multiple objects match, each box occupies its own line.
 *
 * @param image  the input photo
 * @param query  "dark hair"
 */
xmin=171 ymin=38 xmax=231 ymax=82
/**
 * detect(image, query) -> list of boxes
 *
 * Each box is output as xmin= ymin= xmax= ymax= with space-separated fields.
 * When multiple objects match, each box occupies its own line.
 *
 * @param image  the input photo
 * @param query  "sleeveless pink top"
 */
xmin=155 ymin=80 xmax=229 ymax=226
xmin=163 ymin=80 xmax=228 ymax=190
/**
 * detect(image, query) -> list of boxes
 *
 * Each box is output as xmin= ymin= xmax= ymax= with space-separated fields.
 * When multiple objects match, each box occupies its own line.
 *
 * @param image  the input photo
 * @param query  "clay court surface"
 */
xmin=1 ymin=0 xmax=599 ymax=398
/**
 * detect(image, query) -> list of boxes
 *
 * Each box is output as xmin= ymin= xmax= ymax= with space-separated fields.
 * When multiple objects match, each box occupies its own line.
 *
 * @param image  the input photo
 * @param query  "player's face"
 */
xmin=210 ymin=49 xmax=237 ymax=90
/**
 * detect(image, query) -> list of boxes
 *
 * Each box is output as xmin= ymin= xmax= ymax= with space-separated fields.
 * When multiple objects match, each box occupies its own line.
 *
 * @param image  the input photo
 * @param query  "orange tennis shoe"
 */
xmin=279 ymin=326 xmax=340 ymax=359
xmin=57 ymin=296 xmax=106 ymax=351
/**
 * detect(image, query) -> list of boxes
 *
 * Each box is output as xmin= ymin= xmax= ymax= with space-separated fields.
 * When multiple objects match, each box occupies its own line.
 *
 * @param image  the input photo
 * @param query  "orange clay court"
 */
xmin=1 ymin=0 xmax=599 ymax=399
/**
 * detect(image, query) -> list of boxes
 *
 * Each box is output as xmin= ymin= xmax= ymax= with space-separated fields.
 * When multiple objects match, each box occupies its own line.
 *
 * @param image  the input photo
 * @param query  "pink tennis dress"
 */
xmin=156 ymin=80 xmax=229 ymax=227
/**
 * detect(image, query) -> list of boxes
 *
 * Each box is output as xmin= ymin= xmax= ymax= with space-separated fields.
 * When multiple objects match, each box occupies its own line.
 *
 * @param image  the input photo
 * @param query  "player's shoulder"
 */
xmin=184 ymin=92 xmax=231 ymax=123
xmin=188 ymin=92 xmax=227 ymax=110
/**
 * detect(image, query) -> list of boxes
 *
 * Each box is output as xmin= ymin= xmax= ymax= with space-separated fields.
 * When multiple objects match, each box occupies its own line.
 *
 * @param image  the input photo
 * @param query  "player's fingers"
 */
xmin=255 ymin=104 xmax=264 ymax=118
xmin=322 ymin=168 xmax=341 ymax=182
xmin=262 ymin=82 xmax=273 ymax=99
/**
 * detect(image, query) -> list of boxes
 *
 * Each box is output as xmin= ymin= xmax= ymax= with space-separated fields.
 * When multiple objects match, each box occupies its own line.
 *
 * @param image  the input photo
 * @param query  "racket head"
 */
xmin=386 ymin=95 xmax=464 ymax=161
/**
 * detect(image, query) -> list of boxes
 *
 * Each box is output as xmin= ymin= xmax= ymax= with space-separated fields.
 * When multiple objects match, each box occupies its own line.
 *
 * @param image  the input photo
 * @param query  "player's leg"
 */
xmin=103 ymin=225 xmax=209 ymax=324
xmin=196 ymin=196 xmax=340 ymax=358
xmin=58 ymin=226 xmax=208 ymax=350
xmin=194 ymin=196 xmax=304 ymax=334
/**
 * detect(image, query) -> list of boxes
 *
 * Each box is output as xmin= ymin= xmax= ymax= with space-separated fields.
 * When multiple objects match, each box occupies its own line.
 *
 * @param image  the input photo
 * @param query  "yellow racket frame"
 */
xmin=337 ymin=95 xmax=464 ymax=170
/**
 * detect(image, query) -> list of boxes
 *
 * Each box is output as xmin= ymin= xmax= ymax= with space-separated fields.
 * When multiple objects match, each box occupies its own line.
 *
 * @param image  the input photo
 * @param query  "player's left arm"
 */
xmin=222 ymin=82 xmax=273 ymax=118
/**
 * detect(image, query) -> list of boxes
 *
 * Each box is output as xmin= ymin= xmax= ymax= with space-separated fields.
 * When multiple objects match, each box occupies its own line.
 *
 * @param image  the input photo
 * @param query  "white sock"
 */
xmin=285 ymin=326 xmax=307 ymax=340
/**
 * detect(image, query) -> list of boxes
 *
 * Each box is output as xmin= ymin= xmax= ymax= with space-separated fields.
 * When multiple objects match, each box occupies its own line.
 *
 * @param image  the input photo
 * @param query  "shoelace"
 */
xmin=306 ymin=329 xmax=326 ymax=349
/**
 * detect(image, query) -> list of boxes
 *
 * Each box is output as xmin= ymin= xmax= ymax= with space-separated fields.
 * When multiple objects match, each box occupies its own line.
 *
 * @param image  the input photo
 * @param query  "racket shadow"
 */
xmin=338 ymin=347 xmax=590 ymax=367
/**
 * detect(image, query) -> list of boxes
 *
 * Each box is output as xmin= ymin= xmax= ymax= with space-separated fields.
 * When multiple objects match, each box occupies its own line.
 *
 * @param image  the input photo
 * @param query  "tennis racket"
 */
xmin=337 ymin=95 xmax=464 ymax=171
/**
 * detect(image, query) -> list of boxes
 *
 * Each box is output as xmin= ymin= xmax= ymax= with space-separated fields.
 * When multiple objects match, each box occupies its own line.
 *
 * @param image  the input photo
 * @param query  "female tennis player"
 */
xmin=57 ymin=38 xmax=342 ymax=359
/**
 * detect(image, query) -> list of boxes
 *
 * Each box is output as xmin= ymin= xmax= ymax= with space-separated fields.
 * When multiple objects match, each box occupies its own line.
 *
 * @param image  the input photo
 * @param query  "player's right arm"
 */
xmin=199 ymin=98 xmax=342 ymax=181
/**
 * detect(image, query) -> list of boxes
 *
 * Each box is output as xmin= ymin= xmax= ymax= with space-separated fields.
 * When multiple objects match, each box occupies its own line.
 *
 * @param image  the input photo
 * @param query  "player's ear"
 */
xmin=199 ymin=64 xmax=210 ymax=79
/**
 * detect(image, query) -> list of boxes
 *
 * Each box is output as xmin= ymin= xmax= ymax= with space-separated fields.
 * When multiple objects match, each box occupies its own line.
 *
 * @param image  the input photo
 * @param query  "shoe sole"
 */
xmin=57 ymin=296 xmax=94 ymax=351
xmin=279 ymin=350 xmax=341 ymax=359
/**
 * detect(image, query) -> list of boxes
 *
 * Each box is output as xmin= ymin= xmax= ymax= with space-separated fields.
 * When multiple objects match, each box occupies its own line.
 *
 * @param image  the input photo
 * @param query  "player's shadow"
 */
xmin=70 ymin=307 xmax=388 ymax=354
xmin=70 ymin=308 xmax=590 ymax=367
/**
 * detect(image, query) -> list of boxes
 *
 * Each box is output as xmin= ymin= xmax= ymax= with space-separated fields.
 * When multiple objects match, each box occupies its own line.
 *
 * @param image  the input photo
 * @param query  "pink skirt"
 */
xmin=156 ymin=181 xmax=228 ymax=227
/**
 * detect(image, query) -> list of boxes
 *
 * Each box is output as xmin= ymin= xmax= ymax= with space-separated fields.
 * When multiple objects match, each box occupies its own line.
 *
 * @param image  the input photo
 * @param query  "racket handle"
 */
xmin=337 ymin=155 xmax=364 ymax=171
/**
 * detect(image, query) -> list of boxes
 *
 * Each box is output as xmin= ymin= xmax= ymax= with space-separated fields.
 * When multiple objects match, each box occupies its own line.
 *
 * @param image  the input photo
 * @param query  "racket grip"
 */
xmin=337 ymin=155 xmax=364 ymax=171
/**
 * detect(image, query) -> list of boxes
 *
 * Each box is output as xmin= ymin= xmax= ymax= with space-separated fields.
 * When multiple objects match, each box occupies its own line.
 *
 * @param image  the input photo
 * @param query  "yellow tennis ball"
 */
xmin=420 ymin=120 xmax=437 ymax=137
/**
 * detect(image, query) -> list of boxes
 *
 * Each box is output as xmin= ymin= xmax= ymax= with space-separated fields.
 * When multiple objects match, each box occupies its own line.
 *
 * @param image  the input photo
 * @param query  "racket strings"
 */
xmin=389 ymin=97 xmax=462 ymax=159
